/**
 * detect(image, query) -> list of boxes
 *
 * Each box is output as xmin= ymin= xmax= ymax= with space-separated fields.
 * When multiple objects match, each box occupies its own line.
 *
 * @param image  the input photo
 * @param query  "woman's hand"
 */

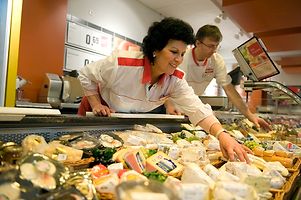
xmin=165 ymin=105 xmax=182 ymax=115
xmin=92 ymin=104 xmax=115 ymax=116
xmin=164 ymin=100 xmax=182 ymax=115
xmin=218 ymin=131 xmax=251 ymax=163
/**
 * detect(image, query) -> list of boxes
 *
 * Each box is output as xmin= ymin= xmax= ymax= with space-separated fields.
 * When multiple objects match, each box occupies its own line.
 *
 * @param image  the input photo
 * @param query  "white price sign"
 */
xmin=67 ymin=22 xmax=112 ymax=55
xmin=65 ymin=47 xmax=105 ymax=71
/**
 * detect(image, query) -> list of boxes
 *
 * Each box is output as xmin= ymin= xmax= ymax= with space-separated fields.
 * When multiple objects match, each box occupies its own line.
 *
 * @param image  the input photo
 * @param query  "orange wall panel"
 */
xmin=248 ymin=90 xmax=262 ymax=113
xmin=18 ymin=0 xmax=67 ymax=102
xmin=281 ymin=66 xmax=301 ymax=74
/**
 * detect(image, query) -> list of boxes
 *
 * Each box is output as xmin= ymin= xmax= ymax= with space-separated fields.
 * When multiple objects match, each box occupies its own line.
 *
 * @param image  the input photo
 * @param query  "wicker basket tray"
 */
xmin=273 ymin=169 xmax=300 ymax=200
xmin=288 ymin=157 xmax=301 ymax=172
xmin=63 ymin=157 xmax=94 ymax=171
xmin=97 ymin=192 xmax=116 ymax=200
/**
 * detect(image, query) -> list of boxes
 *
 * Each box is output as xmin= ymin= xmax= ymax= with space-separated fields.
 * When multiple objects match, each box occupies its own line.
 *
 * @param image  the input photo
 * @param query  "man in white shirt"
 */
xmin=165 ymin=24 xmax=270 ymax=130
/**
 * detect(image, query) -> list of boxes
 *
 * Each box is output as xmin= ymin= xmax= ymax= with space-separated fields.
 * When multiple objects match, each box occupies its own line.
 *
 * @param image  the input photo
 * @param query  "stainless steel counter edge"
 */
xmin=0 ymin=114 xmax=190 ymax=128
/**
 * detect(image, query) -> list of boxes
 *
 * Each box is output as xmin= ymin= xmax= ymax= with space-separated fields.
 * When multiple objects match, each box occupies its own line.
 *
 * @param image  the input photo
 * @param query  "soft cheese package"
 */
xmin=164 ymin=176 xmax=210 ymax=200
xmin=214 ymin=181 xmax=258 ymax=200
xmin=181 ymin=163 xmax=215 ymax=189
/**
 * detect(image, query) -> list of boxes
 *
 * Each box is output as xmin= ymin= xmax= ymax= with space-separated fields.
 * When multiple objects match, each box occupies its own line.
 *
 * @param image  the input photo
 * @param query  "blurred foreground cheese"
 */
xmin=181 ymin=183 xmax=210 ymax=200
xmin=265 ymin=161 xmax=289 ymax=177
xmin=93 ymin=173 xmax=119 ymax=193
xmin=119 ymin=170 xmax=148 ymax=182
xmin=243 ymin=175 xmax=271 ymax=194
xmin=223 ymin=162 xmax=262 ymax=178
xmin=203 ymin=164 xmax=220 ymax=181
xmin=214 ymin=181 xmax=258 ymax=200
xmin=164 ymin=176 xmax=210 ymax=200
xmin=181 ymin=163 xmax=215 ymax=189
xmin=262 ymin=168 xmax=286 ymax=189
xmin=44 ymin=141 xmax=83 ymax=162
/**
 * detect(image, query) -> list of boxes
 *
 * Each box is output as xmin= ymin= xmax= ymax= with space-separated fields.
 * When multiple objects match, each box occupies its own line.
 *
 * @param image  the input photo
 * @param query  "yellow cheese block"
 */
xmin=146 ymin=151 xmax=183 ymax=177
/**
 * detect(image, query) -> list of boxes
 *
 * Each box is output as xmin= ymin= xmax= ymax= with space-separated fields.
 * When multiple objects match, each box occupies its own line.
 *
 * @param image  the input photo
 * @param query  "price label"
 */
xmin=57 ymin=154 xmax=67 ymax=161
xmin=67 ymin=22 xmax=112 ymax=55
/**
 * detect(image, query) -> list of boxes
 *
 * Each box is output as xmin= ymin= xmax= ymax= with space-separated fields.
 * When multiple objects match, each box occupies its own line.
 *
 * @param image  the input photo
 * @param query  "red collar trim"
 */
xmin=118 ymin=57 xmax=144 ymax=66
xmin=157 ymin=70 xmax=184 ymax=85
xmin=172 ymin=70 xmax=184 ymax=79
xmin=142 ymin=58 xmax=184 ymax=85
xmin=117 ymin=57 xmax=150 ymax=84
xmin=142 ymin=58 xmax=151 ymax=84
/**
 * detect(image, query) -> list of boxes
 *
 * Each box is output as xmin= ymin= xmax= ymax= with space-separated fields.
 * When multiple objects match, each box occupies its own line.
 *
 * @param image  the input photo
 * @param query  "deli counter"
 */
xmin=0 ymin=112 xmax=300 ymax=200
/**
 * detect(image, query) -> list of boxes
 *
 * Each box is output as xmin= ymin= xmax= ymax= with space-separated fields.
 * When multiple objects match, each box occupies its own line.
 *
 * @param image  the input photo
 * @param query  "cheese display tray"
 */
xmin=0 ymin=115 xmax=301 ymax=200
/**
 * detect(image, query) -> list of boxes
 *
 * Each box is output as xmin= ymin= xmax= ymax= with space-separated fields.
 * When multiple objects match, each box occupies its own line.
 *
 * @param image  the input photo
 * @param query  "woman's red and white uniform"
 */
xmin=78 ymin=50 xmax=219 ymax=132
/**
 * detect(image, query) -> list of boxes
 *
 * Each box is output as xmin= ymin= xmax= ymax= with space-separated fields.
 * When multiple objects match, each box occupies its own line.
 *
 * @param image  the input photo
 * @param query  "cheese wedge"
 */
xmin=124 ymin=149 xmax=146 ymax=173
xmin=146 ymin=151 xmax=183 ymax=177
xmin=181 ymin=163 xmax=215 ymax=189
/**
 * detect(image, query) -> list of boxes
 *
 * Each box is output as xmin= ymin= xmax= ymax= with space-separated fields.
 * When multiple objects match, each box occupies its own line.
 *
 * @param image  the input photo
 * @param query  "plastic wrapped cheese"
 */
xmin=213 ymin=188 xmax=244 ymax=200
xmin=93 ymin=173 xmax=119 ymax=193
xmin=181 ymin=146 xmax=208 ymax=166
xmin=216 ymin=171 xmax=240 ymax=182
xmin=176 ymin=139 xmax=190 ymax=148
xmin=181 ymin=183 xmax=210 ymax=200
xmin=181 ymin=163 xmax=215 ymax=189
xmin=22 ymin=134 xmax=48 ymax=154
xmin=146 ymin=151 xmax=183 ymax=177
xmin=0 ymin=183 xmax=21 ymax=200
xmin=223 ymin=162 xmax=262 ymax=178
xmin=205 ymin=135 xmax=220 ymax=151
xmin=248 ymin=154 xmax=267 ymax=170
xmin=243 ymin=175 xmax=271 ymax=194
xmin=145 ymin=124 xmax=163 ymax=134
xmin=164 ymin=176 xmax=182 ymax=199
xmin=119 ymin=170 xmax=148 ymax=183
xmin=265 ymin=161 xmax=289 ymax=177
xmin=214 ymin=181 xmax=258 ymax=200
xmin=262 ymin=168 xmax=286 ymax=189
xmin=229 ymin=130 xmax=245 ymax=140
xmin=44 ymin=141 xmax=83 ymax=162
xmin=167 ymin=145 xmax=181 ymax=160
xmin=203 ymin=164 xmax=220 ymax=181
xmin=127 ymin=135 xmax=147 ymax=146
xmin=164 ymin=177 xmax=210 ymax=200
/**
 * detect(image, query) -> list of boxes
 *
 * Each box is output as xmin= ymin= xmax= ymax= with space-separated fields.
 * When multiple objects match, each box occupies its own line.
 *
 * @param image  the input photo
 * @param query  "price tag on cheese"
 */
xmin=57 ymin=154 xmax=67 ymax=161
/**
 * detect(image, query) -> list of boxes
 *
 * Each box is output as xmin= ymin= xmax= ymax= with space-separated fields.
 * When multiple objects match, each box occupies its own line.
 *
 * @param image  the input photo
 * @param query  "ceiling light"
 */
xmin=239 ymin=30 xmax=244 ymax=36
xmin=214 ymin=12 xmax=227 ymax=24
xmin=214 ymin=16 xmax=222 ymax=24
xmin=220 ymin=12 xmax=227 ymax=20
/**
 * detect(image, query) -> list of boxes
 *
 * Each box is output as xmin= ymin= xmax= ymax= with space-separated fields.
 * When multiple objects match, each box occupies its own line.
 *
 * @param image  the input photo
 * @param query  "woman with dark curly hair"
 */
xmin=78 ymin=17 xmax=250 ymax=162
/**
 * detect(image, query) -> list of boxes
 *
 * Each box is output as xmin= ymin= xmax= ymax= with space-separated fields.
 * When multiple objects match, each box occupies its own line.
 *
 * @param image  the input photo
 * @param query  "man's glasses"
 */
xmin=200 ymin=41 xmax=220 ymax=50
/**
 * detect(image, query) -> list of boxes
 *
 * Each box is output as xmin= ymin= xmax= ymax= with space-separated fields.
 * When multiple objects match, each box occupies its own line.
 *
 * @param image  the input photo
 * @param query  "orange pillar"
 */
xmin=18 ymin=0 xmax=67 ymax=102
